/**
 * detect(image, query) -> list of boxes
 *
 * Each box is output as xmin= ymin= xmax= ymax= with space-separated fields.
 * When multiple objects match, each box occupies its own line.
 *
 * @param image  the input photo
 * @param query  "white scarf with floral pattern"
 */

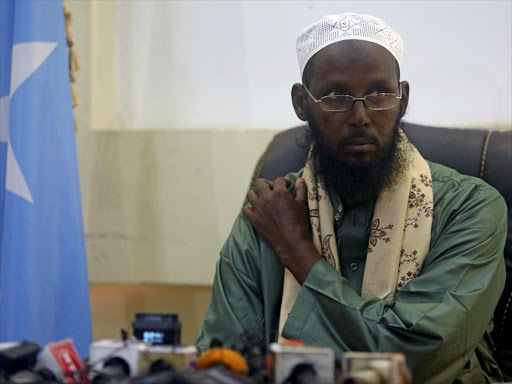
xmin=278 ymin=140 xmax=433 ymax=342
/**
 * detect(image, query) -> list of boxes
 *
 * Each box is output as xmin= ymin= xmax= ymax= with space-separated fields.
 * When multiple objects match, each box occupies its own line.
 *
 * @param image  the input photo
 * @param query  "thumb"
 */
xmin=295 ymin=178 xmax=308 ymax=205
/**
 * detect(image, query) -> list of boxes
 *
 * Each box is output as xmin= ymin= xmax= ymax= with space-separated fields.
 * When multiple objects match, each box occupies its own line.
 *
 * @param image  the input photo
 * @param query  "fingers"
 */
xmin=295 ymin=177 xmax=307 ymax=204
xmin=253 ymin=178 xmax=274 ymax=195
xmin=242 ymin=205 xmax=254 ymax=221
xmin=273 ymin=177 xmax=291 ymax=191
xmin=246 ymin=189 xmax=258 ymax=205
xmin=251 ymin=177 xmax=294 ymax=199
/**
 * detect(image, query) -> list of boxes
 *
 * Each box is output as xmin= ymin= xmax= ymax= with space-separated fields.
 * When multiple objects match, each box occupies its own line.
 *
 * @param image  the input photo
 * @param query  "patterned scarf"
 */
xmin=278 ymin=140 xmax=434 ymax=342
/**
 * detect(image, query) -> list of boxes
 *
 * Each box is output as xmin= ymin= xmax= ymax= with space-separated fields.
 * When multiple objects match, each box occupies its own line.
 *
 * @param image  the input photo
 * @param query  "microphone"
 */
xmin=283 ymin=362 xmax=318 ymax=384
xmin=340 ymin=352 xmax=411 ymax=384
xmin=268 ymin=342 xmax=335 ymax=384
xmin=196 ymin=341 xmax=248 ymax=375
xmin=89 ymin=339 xmax=197 ymax=379
xmin=0 ymin=341 xmax=40 ymax=376
xmin=36 ymin=339 xmax=89 ymax=384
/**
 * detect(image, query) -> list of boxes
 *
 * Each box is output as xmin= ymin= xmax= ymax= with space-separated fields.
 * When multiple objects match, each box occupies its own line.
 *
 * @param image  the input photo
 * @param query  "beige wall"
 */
xmin=78 ymin=129 xmax=275 ymax=285
xmin=68 ymin=0 xmax=274 ymax=339
xmin=70 ymin=0 xmax=276 ymax=286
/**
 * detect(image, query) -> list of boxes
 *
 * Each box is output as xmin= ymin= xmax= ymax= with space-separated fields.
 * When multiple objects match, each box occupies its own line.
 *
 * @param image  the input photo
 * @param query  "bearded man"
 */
xmin=196 ymin=13 xmax=506 ymax=383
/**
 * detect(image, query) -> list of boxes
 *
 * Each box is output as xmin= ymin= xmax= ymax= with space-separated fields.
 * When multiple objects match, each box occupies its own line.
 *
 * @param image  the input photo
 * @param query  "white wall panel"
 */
xmin=90 ymin=1 xmax=511 ymax=130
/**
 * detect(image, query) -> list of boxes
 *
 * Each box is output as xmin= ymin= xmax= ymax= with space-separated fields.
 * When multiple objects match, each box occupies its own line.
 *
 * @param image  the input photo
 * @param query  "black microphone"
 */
xmin=0 ymin=341 xmax=40 ymax=376
xmin=284 ymin=363 xmax=318 ymax=384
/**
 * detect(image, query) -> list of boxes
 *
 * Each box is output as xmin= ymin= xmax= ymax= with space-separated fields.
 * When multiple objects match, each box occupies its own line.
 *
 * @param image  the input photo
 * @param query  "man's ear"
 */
xmin=399 ymin=81 xmax=410 ymax=117
xmin=291 ymin=83 xmax=309 ymax=121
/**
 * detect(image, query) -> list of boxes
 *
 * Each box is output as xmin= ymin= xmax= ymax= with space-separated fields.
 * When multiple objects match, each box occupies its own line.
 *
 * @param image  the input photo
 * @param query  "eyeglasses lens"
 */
xmin=320 ymin=96 xmax=353 ymax=111
xmin=320 ymin=94 xmax=397 ymax=111
xmin=365 ymin=94 xmax=397 ymax=110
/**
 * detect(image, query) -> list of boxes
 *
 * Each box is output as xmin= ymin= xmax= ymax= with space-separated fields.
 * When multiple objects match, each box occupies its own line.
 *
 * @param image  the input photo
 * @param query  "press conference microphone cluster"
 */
xmin=0 ymin=339 xmax=87 ymax=384
xmin=0 ymin=312 xmax=411 ymax=384
xmin=88 ymin=313 xmax=255 ymax=384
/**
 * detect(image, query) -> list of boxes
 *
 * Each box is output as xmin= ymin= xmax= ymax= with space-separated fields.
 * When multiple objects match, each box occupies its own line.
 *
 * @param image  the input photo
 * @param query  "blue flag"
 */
xmin=0 ymin=0 xmax=92 ymax=356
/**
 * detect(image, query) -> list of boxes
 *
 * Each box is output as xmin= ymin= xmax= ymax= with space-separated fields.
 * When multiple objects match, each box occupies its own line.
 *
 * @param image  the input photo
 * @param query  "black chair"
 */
xmin=248 ymin=122 xmax=512 ymax=379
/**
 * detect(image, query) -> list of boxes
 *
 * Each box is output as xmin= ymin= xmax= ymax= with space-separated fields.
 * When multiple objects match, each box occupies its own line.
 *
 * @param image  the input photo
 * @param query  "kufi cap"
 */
xmin=296 ymin=13 xmax=403 ymax=77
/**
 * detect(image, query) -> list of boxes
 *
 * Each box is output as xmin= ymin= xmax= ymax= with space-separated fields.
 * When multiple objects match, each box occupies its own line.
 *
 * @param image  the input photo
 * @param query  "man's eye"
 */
xmin=327 ymin=91 xmax=345 ymax=98
xmin=371 ymin=88 xmax=389 ymax=95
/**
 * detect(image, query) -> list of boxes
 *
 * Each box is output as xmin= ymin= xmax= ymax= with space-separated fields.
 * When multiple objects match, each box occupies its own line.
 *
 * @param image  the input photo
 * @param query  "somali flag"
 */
xmin=0 ymin=0 xmax=92 ymax=356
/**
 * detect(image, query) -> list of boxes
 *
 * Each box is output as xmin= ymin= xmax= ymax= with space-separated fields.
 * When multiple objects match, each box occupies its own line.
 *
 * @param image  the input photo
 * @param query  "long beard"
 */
xmin=301 ymin=115 xmax=414 ymax=204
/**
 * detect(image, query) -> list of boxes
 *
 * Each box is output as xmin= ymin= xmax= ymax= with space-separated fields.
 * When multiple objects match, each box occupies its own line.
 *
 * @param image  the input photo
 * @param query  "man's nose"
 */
xmin=348 ymin=99 xmax=371 ymax=128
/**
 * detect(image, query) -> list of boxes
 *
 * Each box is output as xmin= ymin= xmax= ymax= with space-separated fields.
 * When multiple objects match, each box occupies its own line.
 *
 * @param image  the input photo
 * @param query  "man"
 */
xmin=196 ymin=13 xmax=506 ymax=383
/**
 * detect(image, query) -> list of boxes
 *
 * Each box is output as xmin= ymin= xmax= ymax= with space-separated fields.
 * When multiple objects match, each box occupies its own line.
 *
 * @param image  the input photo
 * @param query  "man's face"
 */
xmin=293 ymin=40 xmax=409 ymax=169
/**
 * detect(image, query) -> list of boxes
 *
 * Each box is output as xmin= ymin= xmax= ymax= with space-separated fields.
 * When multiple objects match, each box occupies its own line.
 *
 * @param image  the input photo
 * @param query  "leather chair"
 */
xmin=248 ymin=122 xmax=512 ymax=379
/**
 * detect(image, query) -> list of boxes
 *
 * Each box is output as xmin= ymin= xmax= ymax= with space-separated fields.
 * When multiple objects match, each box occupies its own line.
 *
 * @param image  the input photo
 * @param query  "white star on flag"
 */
xmin=0 ymin=42 xmax=57 ymax=204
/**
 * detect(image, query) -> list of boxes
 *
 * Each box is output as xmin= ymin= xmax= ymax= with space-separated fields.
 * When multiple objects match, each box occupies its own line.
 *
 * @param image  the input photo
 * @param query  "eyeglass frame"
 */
xmin=302 ymin=82 xmax=403 ymax=112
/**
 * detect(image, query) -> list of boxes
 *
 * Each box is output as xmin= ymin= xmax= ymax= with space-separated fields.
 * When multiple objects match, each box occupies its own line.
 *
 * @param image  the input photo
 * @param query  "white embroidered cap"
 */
xmin=296 ymin=13 xmax=403 ymax=78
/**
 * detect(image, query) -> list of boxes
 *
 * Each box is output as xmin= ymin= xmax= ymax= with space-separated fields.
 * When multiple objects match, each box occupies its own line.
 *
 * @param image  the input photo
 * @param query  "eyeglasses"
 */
xmin=302 ymin=82 xmax=402 ymax=112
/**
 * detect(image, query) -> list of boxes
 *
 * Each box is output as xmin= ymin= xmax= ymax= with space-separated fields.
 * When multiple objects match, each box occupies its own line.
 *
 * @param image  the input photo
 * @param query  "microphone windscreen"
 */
xmin=196 ymin=347 xmax=248 ymax=374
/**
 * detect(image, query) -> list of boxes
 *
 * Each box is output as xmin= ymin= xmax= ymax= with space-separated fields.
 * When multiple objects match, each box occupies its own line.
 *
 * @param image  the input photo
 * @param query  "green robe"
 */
xmin=196 ymin=161 xmax=507 ymax=384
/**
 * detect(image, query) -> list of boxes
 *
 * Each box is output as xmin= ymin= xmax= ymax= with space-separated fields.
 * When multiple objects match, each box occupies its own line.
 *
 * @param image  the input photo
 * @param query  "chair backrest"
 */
xmin=248 ymin=122 xmax=512 ymax=379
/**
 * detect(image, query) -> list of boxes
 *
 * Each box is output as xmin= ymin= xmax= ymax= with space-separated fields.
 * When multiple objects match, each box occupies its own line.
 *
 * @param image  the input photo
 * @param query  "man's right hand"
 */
xmin=242 ymin=177 xmax=321 ymax=284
